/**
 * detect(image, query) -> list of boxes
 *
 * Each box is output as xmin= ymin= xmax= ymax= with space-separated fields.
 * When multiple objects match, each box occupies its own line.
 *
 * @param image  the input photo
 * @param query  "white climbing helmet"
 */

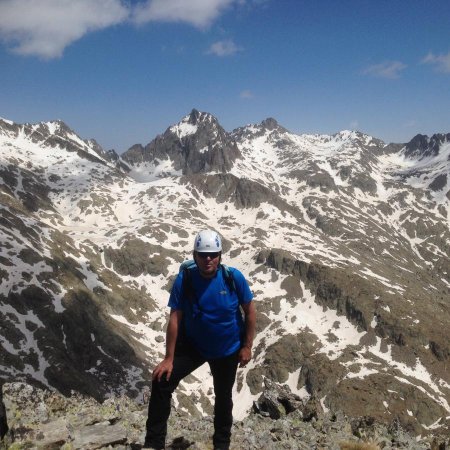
xmin=194 ymin=229 xmax=222 ymax=252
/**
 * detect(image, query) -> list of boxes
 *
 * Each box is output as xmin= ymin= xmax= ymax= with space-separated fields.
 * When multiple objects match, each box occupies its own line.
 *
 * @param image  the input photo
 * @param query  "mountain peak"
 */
xmin=33 ymin=120 xmax=73 ymax=136
xmin=122 ymin=109 xmax=241 ymax=175
xmin=260 ymin=117 xmax=279 ymax=130
xmin=330 ymin=130 xmax=383 ymax=148
xmin=185 ymin=109 xmax=217 ymax=126
xmin=167 ymin=110 xmax=219 ymax=140
xmin=188 ymin=108 xmax=202 ymax=124
xmin=256 ymin=117 xmax=290 ymax=135
xmin=404 ymin=133 xmax=450 ymax=160
xmin=0 ymin=117 xmax=14 ymax=126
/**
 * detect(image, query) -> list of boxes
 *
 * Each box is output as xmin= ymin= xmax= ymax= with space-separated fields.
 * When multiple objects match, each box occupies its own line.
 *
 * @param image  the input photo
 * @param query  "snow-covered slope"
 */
xmin=1 ymin=111 xmax=449 ymax=437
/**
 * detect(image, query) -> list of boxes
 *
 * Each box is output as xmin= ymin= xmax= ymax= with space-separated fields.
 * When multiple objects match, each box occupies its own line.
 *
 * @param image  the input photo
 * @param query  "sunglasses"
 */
xmin=197 ymin=252 xmax=220 ymax=259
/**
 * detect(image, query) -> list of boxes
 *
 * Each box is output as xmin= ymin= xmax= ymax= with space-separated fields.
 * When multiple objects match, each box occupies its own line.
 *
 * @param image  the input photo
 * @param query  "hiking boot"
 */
xmin=142 ymin=442 xmax=164 ymax=450
xmin=168 ymin=436 xmax=193 ymax=449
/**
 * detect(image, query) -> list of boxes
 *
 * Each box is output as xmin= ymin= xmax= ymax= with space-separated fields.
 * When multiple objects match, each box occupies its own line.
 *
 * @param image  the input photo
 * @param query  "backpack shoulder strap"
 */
xmin=221 ymin=264 xmax=242 ymax=302
xmin=180 ymin=259 xmax=196 ymax=272
xmin=180 ymin=260 xmax=197 ymax=301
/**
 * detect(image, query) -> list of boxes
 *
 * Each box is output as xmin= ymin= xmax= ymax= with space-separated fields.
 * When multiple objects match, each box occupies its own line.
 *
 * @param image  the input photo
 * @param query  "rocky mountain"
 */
xmin=122 ymin=109 xmax=240 ymax=176
xmin=0 ymin=110 xmax=449 ymax=445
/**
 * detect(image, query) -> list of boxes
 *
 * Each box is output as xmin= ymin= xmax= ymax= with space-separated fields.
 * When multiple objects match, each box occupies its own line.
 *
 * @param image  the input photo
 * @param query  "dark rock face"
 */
xmin=122 ymin=143 xmax=145 ymax=163
xmin=122 ymin=109 xmax=241 ymax=174
xmin=429 ymin=173 xmax=447 ymax=191
xmin=1 ymin=280 xmax=144 ymax=401
xmin=104 ymin=239 xmax=179 ymax=277
xmin=185 ymin=173 xmax=301 ymax=216
xmin=303 ymin=168 xmax=338 ymax=192
xmin=260 ymin=118 xmax=280 ymax=131
xmin=404 ymin=133 xmax=450 ymax=160
xmin=0 ymin=164 xmax=54 ymax=213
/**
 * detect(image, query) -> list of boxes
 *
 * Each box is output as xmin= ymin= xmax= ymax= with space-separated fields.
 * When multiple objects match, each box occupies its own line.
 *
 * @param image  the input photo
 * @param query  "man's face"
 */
xmin=194 ymin=251 xmax=221 ymax=278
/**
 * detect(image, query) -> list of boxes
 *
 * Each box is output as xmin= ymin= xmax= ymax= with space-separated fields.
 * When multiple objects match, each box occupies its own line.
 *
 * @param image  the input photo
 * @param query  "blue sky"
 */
xmin=1 ymin=0 xmax=450 ymax=152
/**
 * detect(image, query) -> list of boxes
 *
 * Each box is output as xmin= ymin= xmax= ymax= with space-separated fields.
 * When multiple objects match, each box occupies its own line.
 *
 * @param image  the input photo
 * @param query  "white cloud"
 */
xmin=0 ymin=0 xmax=247 ymax=59
xmin=131 ymin=0 xmax=237 ymax=28
xmin=362 ymin=61 xmax=407 ymax=79
xmin=207 ymin=39 xmax=242 ymax=57
xmin=422 ymin=52 xmax=450 ymax=73
xmin=0 ymin=0 xmax=128 ymax=59
xmin=349 ymin=120 xmax=359 ymax=129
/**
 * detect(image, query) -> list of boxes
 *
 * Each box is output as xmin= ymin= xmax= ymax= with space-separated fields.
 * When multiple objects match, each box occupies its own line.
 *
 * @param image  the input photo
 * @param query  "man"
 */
xmin=0 ymin=383 xmax=8 ymax=440
xmin=144 ymin=229 xmax=256 ymax=450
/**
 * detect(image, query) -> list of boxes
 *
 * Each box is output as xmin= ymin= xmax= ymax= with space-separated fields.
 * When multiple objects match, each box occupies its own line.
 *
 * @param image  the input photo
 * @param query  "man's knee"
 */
xmin=151 ymin=377 xmax=177 ymax=395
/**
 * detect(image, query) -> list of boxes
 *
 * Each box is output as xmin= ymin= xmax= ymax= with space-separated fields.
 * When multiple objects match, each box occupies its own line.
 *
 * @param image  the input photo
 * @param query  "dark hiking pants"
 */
xmin=0 ymin=386 xmax=8 ymax=440
xmin=145 ymin=343 xmax=239 ymax=449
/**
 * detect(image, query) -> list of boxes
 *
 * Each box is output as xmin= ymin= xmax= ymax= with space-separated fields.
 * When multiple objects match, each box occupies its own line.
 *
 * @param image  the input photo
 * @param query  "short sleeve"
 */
xmin=168 ymin=272 xmax=184 ymax=309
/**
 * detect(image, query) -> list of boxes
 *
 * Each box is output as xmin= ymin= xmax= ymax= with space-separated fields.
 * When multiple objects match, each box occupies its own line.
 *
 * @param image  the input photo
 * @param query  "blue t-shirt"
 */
xmin=169 ymin=265 xmax=253 ymax=359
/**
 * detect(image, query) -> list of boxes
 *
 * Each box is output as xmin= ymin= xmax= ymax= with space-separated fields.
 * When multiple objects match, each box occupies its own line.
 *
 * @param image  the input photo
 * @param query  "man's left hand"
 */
xmin=238 ymin=346 xmax=252 ymax=367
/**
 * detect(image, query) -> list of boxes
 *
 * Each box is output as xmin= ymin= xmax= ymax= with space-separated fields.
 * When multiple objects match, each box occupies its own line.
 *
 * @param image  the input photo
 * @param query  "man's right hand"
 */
xmin=152 ymin=357 xmax=174 ymax=382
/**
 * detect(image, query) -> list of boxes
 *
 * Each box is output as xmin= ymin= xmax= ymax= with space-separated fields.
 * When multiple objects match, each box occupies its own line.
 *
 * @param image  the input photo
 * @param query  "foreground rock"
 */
xmin=1 ymin=382 xmax=448 ymax=450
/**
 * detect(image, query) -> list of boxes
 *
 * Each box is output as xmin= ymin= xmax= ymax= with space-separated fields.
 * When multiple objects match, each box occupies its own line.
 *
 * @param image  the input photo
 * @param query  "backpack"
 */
xmin=179 ymin=260 xmax=239 ymax=317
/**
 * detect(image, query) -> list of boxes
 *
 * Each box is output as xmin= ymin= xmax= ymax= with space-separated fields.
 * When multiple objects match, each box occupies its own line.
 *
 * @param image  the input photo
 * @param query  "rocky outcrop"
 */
xmin=185 ymin=172 xmax=302 ymax=215
xmin=2 ymin=382 xmax=448 ymax=450
xmin=104 ymin=239 xmax=180 ymax=277
xmin=404 ymin=133 xmax=450 ymax=160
